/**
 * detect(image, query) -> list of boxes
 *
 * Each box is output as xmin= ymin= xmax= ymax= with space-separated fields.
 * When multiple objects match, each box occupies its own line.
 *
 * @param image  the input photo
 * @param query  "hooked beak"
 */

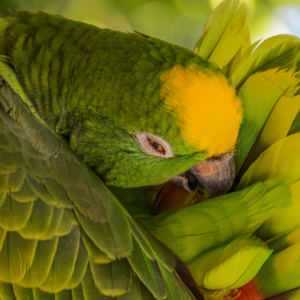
xmin=170 ymin=152 xmax=235 ymax=197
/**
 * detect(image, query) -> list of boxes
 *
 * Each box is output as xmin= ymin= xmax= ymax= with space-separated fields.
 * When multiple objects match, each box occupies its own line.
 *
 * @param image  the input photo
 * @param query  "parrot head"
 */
xmin=71 ymin=60 xmax=242 ymax=195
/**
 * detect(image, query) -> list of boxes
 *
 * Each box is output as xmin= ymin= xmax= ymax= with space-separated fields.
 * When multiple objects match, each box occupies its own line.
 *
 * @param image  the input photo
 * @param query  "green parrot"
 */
xmin=0 ymin=5 xmax=249 ymax=300
xmin=0 ymin=1 xmax=297 ymax=300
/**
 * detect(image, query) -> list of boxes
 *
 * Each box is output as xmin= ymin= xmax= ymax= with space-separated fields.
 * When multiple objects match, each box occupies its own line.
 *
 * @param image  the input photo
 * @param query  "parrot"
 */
xmin=0 ymin=5 xmax=246 ymax=300
xmin=0 ymin=1 xmax=297 ymax=300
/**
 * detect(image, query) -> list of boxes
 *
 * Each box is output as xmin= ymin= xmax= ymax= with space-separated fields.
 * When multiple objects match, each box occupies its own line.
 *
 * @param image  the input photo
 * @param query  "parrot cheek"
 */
xmin=170 ymin=152 xmax=235 ymax=196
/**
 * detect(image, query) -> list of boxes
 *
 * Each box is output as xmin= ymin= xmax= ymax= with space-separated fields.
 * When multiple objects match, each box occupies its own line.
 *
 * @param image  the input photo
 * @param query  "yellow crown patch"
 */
xmin=160 ymin=63 xmax=242 ymax=156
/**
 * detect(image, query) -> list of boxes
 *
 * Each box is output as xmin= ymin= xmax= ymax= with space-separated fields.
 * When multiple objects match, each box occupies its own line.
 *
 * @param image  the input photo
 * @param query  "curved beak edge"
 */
xmin=170 ymin=153 xmax=236 ymax=197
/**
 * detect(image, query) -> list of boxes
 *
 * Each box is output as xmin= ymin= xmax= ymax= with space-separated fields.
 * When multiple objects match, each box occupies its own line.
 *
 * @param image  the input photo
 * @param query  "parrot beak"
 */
xmin=170 ymin=152 xmax=235 ymax=196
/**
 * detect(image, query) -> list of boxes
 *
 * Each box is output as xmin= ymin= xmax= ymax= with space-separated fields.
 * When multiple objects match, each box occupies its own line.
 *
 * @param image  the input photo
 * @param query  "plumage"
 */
xmin=194 ymin=0 xmax=251 ymax=69
xmin=0 ymin=0 xmax=300 ymax=299
xmin=141 ymin=178 xmax=291 ymax=262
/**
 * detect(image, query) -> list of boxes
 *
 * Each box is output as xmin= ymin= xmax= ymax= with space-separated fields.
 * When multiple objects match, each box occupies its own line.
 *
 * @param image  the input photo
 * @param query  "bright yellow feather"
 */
xmin=160 ymin=64 xmax=243 ymax=156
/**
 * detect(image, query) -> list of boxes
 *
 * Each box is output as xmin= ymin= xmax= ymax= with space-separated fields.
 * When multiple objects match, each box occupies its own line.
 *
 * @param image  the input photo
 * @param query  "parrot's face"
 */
xmin=73 ymin=63 xmax=242 ymax=194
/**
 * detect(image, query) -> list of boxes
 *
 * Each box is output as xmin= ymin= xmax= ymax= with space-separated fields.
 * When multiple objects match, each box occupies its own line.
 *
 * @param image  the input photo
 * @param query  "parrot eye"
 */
xmin=135 ymin=134 xmax=174 ymax=158
xmin=148 ymin=138 xmax=165 ymax=154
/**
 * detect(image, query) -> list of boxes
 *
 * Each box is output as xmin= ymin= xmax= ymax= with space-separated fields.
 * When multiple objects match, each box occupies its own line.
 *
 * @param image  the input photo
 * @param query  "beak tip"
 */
xmin=171 ymin=153 xmax=236 ymax=197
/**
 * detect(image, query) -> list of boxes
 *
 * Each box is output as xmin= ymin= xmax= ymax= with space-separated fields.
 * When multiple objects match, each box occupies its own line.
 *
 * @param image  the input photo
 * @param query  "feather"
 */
xmin=0 ymin=231 xmax=37 ymax=283
xmin=90 ymin=259 xmax=132 ymax=297
xmin=253 ymin=243 xmax=300 ymax=298
xmin=19 ymin=238 xmax=59 ymax=288
xmin=142 ymin=178 xmax=291 ymax=263
xmin=0 ymin=282 xmax=16 ymax=300
xmin=234 ymin=68 xmax=299 ymax=174
xmin=238 ymin=133 xmax=300 ymax=189
xmin=229 ymin=35 xmax=300 ymax=88
xmin=127 ymin=237 xmax=166 ymax=299
xmin=267 ymin=226 xmax=300 ymax=254
xmin=189 ymin=234 xmax=272 ymax=290
xmin=194 ymin=0 xmax=251 ymax=69
xmin=40 ymin=226 xmax=80 ymax=293
xmin=256 ymin=181 xmax=300 ymax=240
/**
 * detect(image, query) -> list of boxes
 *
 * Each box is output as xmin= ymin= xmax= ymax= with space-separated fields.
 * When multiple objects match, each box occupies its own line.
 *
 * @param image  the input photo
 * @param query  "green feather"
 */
xmin=65 ymin=238 xmax=89 ymax=290
xmin=194 ymin=0 xmax=251 ymax=69
xmin=0 ymin=282 xmax=16 ymax=300
xmin=127 ymin=237 xmax=166 ymax=299
xmin=19 ymin=237 xmax=59 ymax=288
xmin=235 ymin=68 xmax=299 ymax=175
xmin=81 ymin=232 xmax=111 ymax=264
xmin=229 ymin=35 xmax=300 ymax=88
xmin=0 ymin=194 xmax=33 ymax=230
xmin=13 ymin=285 xmax=35 ymax=300
xmin=141 ymin=178 xmax=291 ymax=263
xmin=40 ymin=226 xmax=81 ymax=293
xmin=256 ymin=181 xmax=300 ymax=241
xmin=189 ymin=234 xmax=272 ymax=290
xmin=238 ymin=133 xmax=300 ymax=189
xmin=0 ymin=231 xmax=37 ymax=283
xmin=90 ymin=260 xmax=132 ymax=297
xmin=255 ymin=243 xmax=300 ymax=298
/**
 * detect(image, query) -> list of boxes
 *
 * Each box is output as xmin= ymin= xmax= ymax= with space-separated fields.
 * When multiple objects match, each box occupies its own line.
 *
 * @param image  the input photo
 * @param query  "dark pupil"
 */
xmin=152 ymin=142 xmax=159 ymax=149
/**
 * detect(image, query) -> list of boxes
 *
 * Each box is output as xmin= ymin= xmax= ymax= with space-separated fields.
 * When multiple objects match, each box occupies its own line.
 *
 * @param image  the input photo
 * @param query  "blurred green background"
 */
xmin=0 ymin=0 xmax=299 ymax=49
